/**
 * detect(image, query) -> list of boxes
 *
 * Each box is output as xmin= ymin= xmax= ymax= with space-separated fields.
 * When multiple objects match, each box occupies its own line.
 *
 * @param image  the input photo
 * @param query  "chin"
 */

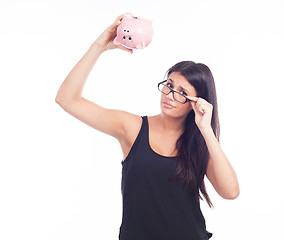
xmin=161 ymin=107 xmax=192 ymax=120
xmin=161 ymin=107 xmax=181 ymax=119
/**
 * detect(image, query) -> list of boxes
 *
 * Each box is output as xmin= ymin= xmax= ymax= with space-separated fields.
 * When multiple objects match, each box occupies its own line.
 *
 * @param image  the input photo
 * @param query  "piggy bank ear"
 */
xmin=146 ymin=19 xmax=153 ymax=24
xmin=136 ymin=41 xmax=146 ymax=49
xmin=113 ymin=36 xmax=120 ymax=46
xmin=122 ymin=13 xmax=133 ymax=19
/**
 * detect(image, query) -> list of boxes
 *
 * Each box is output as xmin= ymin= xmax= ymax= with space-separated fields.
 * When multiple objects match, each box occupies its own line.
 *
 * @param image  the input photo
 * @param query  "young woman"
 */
xmin=56 ymin=14 xmax=239 ymax=240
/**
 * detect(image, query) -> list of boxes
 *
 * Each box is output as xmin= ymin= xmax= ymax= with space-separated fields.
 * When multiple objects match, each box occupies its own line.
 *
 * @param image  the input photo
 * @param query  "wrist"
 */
xmin=91 ymin=41 xmax=106 ymax=55
xmin=200 ymin=126 xmax=215 ymax=139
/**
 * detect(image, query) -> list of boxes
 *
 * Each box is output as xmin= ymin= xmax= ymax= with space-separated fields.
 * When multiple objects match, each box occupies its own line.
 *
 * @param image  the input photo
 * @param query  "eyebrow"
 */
xmin=168 ymin=78 xmax=190 ymax=94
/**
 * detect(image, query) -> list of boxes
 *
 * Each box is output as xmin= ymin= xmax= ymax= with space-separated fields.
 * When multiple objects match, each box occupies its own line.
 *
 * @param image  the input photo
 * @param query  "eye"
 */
xmin=180 ymin=91 xmax=187 ymax=96
xmin=166 ymin=82 xmax=173 ymax=88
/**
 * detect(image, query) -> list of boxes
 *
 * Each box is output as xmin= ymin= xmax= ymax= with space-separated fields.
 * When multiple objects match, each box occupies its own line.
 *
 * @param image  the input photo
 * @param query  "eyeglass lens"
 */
xmin=158 ymin=82 xmax=187 ymax=103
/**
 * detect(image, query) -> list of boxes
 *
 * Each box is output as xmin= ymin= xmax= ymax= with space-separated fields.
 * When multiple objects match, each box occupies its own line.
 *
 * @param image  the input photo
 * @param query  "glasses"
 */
xmin=157 ymin=80 xmax=191 ymax=104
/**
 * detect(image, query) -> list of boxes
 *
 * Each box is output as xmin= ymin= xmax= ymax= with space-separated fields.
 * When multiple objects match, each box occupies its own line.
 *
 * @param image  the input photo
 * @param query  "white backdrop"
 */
xmin=0 ymin=0 xmax=283 ymax=239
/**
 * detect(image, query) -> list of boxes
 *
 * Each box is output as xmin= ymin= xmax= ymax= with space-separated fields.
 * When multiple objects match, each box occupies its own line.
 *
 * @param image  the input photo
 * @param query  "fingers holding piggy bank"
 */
xmin=114 ymin=14 xmax=153 ymax=50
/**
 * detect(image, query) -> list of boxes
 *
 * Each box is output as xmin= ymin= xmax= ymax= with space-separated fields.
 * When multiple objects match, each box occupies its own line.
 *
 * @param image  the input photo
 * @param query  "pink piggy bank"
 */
xmin=114 ymin=15 xmax=153 ymax=49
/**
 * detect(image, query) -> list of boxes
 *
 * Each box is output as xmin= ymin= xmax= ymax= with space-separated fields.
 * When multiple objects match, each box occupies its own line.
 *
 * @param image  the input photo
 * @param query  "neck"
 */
xmin=158 ymin=113 xmax=186 ymax=135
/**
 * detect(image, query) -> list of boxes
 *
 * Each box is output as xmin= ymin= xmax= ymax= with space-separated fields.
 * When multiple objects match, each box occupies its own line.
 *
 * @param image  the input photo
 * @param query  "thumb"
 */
xmin=117 ymin=45 xmax=133 ymax=54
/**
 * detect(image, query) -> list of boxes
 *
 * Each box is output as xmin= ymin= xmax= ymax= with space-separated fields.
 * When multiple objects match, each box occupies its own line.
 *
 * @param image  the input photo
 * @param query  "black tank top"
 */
xmin=119 ymin=116 xmax=212 ymax=240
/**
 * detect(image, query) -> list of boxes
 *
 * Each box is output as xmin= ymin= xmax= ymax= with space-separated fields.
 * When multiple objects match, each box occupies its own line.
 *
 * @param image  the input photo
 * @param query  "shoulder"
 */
xmin=119 ymin=112 xmax=143 ymax=144
xmin=123 ymin=113 xmax=143 ymax=133
xmin=121 ymin=114 xmax=159 ymax=145
xmin=118 ymin=113 xmax=144 ymax=159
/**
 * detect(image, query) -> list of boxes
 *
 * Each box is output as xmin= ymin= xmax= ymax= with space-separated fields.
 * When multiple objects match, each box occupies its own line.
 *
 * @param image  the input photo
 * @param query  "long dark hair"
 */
xmin=167 ymin=61 xmax=220 ymax=208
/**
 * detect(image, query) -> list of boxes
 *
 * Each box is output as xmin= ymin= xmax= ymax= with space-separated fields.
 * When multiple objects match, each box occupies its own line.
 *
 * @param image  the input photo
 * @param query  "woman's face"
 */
xmin=160 ymin=72 xmax=197 ymax=118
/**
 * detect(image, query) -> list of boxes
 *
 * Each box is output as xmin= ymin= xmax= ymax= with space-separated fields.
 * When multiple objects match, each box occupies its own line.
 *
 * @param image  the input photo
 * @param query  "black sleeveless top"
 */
xmin=119 ymin=116 xmax=212 ymax=240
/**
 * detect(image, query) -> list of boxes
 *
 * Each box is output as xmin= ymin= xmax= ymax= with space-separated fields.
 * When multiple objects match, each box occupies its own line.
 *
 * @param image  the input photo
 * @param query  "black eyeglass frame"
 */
xmin=157 ymin=80 xmax=192 ymax=104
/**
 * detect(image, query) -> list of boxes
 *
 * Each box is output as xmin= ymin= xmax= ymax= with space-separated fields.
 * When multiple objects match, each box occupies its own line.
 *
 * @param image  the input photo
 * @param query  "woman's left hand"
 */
xmin=187 ymin=96 xmax=213 ymax=133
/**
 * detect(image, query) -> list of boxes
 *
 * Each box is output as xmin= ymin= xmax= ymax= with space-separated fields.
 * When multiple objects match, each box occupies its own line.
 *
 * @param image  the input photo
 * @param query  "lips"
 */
xmin=163 ymin=101 xmax=175 ymax=108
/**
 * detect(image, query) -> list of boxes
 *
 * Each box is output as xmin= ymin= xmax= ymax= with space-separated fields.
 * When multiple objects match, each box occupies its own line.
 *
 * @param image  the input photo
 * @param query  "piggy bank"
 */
xmin=114 ymin=15 xmax=153 ymax=49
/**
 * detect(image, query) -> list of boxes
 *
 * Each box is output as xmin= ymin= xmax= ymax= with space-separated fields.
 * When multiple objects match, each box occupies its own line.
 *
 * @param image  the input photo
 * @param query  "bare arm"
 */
xmin=203 ymin=129 xmax=240 ymax=199
xmin=188 ymin=96 xmax=240 ymax=200
xmin=56 ymin=14 xmax=133 ymax=104
xmin=55 ymin=14 xmax=140 ymax=140
xmin=55 ymin=43 xmax=102 ymax=103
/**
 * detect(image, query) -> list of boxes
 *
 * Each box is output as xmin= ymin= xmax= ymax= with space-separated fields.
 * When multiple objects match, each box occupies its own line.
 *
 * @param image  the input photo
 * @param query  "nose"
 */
xmin=165 ymin=91 xmax=175 ymax=101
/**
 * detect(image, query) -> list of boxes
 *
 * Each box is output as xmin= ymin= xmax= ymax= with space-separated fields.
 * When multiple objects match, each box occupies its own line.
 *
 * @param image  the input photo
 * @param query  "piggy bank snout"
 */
xmin=122 ymin=36 xmax=133 ymax=41
xmin=121 ymin=29 xmax=133 ymax=42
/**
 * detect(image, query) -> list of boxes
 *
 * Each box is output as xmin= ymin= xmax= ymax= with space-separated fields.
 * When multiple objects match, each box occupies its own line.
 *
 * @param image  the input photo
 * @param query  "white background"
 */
xmin=0 ymin=0 xmax=283 ymax=239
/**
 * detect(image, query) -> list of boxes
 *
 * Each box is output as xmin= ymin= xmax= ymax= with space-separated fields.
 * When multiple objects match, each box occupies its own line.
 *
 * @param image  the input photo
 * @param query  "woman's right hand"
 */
xmin=94 ymin=13 xmax=134 ymax=54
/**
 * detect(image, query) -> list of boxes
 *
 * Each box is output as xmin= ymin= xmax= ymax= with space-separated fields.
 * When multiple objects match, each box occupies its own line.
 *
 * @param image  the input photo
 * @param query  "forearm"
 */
xmin=202 ymin=128 xmax=240 ymax=199
xmin=55 ymin=43 xmax=104 ymax=104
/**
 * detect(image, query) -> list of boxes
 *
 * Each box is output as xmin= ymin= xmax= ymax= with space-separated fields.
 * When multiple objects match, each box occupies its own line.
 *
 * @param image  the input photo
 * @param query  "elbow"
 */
xmin=55 ymin=91 xmax=80 ymax=107
xmin=55 ymin=95 xmax=61 ymax=105
xmin=55 ymin=94 xmax=80 ymax=112
xmin=222 ymin=187 xmax=240 ymax=200
xmin=55 ymin=94 xmax=68 ymax=107
xmin=55 ymin=95 xmax=65 ymax=108
xmin=225 ymin=190 xmax=239 ymax=200
xmin=55 ymin=95 xmax=68 ymax=110
xmin=55 ymin=89 xmax=62 ymax=104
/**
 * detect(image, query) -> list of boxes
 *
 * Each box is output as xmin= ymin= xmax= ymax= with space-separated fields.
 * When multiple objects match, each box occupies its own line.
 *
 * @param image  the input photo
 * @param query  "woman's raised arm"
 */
xmin=55 ymin=14 xmax=141 ymax=141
